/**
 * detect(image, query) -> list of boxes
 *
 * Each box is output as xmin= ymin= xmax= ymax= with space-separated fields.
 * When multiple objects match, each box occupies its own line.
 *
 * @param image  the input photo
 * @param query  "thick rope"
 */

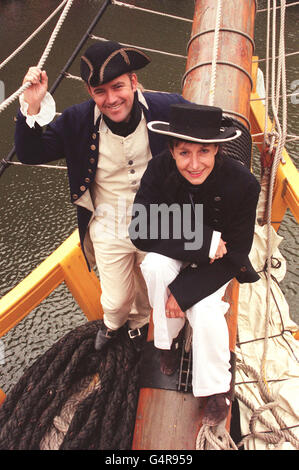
xmin=235 ymin=363 xmax=299 ymax=449
xmin=196 ymin=424 xmax=238 ymax=451
xmin=0 ymin=0 xmax=68 ymax=71
xmin=0 ymin=321 xmax=143 ymax=450
xmin=0 ymin=0 xmax=74 ymax=115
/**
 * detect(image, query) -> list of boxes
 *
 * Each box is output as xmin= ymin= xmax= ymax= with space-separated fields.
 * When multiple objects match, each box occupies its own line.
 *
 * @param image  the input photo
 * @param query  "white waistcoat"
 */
xmin=90 ymin=113 xmax=152 ymax=238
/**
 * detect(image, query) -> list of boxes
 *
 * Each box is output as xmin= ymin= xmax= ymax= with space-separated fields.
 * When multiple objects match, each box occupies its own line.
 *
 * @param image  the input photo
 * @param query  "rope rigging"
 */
xmin=0 ymin=0 xmax=69 ymax=71
xmin=0 ymin=0 xmax=74 ymax=114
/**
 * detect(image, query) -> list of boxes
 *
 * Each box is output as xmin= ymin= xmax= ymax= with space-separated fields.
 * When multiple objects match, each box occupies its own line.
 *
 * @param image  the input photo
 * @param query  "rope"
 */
xmin=252 ymin=50 xmax=299 ymax=63
xmin=233 ymin=260 xmax=299 ymax=450
xmin=0 ymin=0 xmax=74 ymax=115
xmin=5 ymin=161 xmax=67 ymax=170
xmin=0 ymin=320 xmax=143 ymax=450
xmin=257 ymin=1 xmax=299 ymax=13
xmin=208 ymin=0 xmax=222 ymax=106
xmin=111 ymin=0 xmax=193 ymax=23
xmin=261 ymin=0 xmax=288 ymax=394
xmin=90 ymin=35 xmax=187 ymax=59
xmin=0 ymin=0 xmax=68 ymax=71
xmin=235 ymin=362 xmax=299 ymax=449
xmin=196 ymin=424 xmax=238 ymax=450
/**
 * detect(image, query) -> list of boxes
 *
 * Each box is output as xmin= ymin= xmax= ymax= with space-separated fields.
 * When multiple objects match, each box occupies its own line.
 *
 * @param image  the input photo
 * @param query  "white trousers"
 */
xmin=141 ymin=253 xmax=232 ymax=397
xmin=89 ymin=220 xmax=151 ymax=331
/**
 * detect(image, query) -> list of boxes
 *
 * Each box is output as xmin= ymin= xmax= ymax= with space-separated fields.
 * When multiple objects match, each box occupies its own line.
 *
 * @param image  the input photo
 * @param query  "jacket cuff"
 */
xmin=19 ymin=91 xmax=56 ymax=128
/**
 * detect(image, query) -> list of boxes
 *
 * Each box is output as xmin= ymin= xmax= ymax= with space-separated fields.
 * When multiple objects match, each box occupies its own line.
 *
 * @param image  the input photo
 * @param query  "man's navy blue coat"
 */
xmin=15 ymin=91 xmax=186 ymax=269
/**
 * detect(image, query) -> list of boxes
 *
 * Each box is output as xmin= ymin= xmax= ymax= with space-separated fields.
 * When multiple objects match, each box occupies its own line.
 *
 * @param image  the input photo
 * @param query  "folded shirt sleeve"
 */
xmin=19 ymin=91 xmax=56 ymax=128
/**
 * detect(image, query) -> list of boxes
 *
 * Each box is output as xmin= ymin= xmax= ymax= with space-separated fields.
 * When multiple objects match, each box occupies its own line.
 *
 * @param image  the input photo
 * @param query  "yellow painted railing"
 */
xmin=0 ymin=230 xmax=103 ymax=404
xmin=250 ymin=58 xmax=299 ymax=231
xmin=0 ymin=230 xmax=103 ymax=339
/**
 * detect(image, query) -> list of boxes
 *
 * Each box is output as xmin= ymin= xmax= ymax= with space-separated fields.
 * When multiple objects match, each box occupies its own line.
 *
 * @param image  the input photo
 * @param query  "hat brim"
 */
xmin=147 ymin=121 xmax=242 ymax=143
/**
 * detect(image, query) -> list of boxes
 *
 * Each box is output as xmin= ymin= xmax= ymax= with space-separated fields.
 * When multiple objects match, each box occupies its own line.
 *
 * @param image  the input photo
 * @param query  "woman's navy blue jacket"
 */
xmin=129 ymin=150 xmax=261 ymax=311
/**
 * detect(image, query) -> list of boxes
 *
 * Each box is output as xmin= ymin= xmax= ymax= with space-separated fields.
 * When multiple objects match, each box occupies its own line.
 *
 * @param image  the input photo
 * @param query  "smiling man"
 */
xmin=15 ymin=41 xmax=188 ymax=351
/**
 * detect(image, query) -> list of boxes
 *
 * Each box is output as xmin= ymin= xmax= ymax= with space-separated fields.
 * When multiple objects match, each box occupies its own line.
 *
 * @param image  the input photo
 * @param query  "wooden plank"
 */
xmin=132 ymin=388 xmax=203 ymax=450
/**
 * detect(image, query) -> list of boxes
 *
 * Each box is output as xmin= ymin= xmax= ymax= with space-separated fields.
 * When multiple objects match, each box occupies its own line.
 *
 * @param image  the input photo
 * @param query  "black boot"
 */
xmin=94 ymin=323 xmax=119 ymax=351
xmin=159 ymin=331 xmax=183 ymax=376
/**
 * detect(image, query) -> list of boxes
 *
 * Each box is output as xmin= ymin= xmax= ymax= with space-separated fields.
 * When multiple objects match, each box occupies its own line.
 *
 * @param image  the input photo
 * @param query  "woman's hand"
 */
xmin=165 ymin=293 xmax=185 ymax=318
xmin=210 ymin=238 xmax=227 ymax=264
xmin=22 ymin=67 xmax=48 ymax=115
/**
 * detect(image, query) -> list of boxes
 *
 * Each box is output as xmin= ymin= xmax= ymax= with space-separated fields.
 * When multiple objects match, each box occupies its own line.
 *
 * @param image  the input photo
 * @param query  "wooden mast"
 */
xmin=132 ymin=0 xmax=256 ymax=450
xmin=183 ymin=0 xmax=256 ymax=129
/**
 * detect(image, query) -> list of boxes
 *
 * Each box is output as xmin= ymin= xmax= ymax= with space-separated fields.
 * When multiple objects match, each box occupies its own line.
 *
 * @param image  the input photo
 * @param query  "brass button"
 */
xmin=92 ymin=133 xmax=97 ymax=140
xmin=80 ymin=185 xmax=86 ymax=192
xmin=89 ymin=158 xmax=95 ymax=164
xmin=240 ymin=266 xmax=247 ymax=272
xmin=72 ymin=194 xmax=78 ymax=200
xmin=84 ymin=177 xmax=90 ymax=183
xmin=214 ymin=196 xmax=221 ymax=202
xmin=90 ymin=144 xmax=96 ymax=150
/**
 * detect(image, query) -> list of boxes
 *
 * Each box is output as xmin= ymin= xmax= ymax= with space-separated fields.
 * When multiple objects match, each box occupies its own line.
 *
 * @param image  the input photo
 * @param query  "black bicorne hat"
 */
xmin=80 ymin=41 xmax=151 ymax=87
xmin=148 ymin=103 xmax=241 ymax=143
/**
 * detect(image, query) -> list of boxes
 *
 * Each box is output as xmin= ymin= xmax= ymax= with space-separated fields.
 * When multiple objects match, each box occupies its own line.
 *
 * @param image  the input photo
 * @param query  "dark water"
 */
xmin=0 ymin=0 xmax=298 ymax=393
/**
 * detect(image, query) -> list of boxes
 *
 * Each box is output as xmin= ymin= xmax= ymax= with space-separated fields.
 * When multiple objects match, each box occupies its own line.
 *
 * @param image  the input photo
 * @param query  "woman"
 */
xmin=129 ymin=103 xmax=260 ymax=425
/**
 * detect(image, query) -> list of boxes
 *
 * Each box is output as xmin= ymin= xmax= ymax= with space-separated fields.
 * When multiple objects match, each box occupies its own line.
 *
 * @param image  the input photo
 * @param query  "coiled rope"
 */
xmin=0 ymin=320 xmax=142 ymax=450
xmin=196 ymin=424 xmax=238 ymax=451
xmin=0 ymin=0 xmax=74 ymax=114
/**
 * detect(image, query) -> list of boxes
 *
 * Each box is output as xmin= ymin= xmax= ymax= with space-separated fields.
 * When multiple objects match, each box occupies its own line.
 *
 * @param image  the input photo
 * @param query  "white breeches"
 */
xmin=89 ymin=220 xmax=151 ymax=331
xmin=141 ymin=253 xmax=232 ymax=397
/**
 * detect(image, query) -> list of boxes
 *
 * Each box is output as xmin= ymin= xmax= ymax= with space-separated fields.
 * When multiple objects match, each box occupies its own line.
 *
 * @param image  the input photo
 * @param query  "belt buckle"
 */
xmin=105 ymin=329 xmax=115 ymax=338
xmin=128 ymin=328 xmax=141 ymax=339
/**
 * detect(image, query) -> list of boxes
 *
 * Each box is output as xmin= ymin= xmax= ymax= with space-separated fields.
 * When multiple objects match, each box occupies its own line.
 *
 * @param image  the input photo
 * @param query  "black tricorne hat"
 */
xmin=80 ymin=41 xmax=151 ymax=87
xmin=147 ymin=103 xmax=241 ymax=143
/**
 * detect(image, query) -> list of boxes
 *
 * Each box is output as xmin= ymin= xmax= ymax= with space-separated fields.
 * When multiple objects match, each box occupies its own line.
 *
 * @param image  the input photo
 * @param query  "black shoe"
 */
xmin=202 ymin=392 xmax=231 ymax=426
xmin=127 ymin=323 xmax=149 ymax=352
xmin=95 ymin=323 xmax=119 ymax=351
xmin=160 ymin=343 xmax=180 ymax=376
xmin=159 ymin=330 xmax=183 ymax=375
